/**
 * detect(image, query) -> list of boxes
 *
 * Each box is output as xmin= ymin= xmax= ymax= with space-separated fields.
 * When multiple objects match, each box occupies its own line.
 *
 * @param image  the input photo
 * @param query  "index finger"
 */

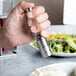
xmin=15 ymin=1 xmax=35 ymax=14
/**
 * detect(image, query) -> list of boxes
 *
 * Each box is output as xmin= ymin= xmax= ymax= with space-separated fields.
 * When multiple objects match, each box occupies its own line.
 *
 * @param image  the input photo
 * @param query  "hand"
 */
xmin=2 ymin=1 xmax=51 ymax=46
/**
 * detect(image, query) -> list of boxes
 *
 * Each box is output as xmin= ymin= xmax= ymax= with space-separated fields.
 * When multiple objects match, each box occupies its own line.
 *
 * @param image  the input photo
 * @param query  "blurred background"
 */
xmin=13 ymin=0 xmax=64 ymax=25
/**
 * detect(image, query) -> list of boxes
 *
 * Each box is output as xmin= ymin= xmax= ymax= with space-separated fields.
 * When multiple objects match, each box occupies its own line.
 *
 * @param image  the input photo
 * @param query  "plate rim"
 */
xmin=30 ymin=62 xmax=76 ymax=76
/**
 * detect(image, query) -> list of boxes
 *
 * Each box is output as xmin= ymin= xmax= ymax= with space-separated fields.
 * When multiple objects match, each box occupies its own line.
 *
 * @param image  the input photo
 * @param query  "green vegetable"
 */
xmin=31 ymin=34 xmax=76 ymax=53
xmin=64 ymin=46 xmax=70 ymax=53
xmin=32 ymin=41 xmax=38 ymax=48
xmin=51 ymin=43 xmax=63 ymax=53
xmin=64 ymin=38 xmax=76 ymax=50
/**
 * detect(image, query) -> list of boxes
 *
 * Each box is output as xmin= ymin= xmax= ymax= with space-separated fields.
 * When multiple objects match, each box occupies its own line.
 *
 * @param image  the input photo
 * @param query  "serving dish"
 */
xmin=30 ymin=62 xmax=76 ymax=76
xmin=30 ymin=33 xmax=76 ymax=57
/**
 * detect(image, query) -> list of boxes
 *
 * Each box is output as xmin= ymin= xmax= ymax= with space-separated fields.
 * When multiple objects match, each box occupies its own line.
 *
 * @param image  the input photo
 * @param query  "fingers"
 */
xmin=34 ymin=13 xmax=49 ymax=23
xmin=40 ymin=30 xmax=50 ymax=37
xmin=28 ymin=12 xmax=49 ymax=26
xmin=30 ymin=20 xmax=50 ymax=33
xmin=14 ymin=1 xmax=35 ymax=14
xmin=27 ymin=6 xmax=45 ymax=18
xmin=12 ymin=1 xmax=51 ymax=38
xmin=27 ymin=6 xmax=51 ymax=37
xmin=14 ymin=1 xmax=50 ymax=34
xmin=37 ymin=20 xmax=50 ymax=30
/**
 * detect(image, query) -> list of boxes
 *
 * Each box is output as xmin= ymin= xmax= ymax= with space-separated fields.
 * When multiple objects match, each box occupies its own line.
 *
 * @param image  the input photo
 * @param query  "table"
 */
xmin=0 ymin=25 xmax=76 ymax=76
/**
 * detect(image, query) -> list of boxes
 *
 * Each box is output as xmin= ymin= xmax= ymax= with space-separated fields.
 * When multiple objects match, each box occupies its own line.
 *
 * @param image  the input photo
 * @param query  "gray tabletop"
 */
xmin=0 ymin=25 xmax=76 ymax=76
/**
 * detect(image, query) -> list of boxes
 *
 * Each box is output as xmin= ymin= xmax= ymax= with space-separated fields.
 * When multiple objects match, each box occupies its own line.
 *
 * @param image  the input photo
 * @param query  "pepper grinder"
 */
xmin=25 ymin=8 xmax=52 ymax=58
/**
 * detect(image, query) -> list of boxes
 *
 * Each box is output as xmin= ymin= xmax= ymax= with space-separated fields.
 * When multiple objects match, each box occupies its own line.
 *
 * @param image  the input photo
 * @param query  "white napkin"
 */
xmin=63 ymin=0 xmax=76 ymax=25
xmin=0 ymin=0 xmax=3 ymax=15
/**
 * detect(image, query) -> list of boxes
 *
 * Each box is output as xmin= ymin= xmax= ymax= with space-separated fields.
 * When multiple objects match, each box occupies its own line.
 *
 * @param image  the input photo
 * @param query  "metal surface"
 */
xmin=26 ymin=8 xmax=51 ymax=58
xmin=35 ymin=33 xmax=51 ymax=57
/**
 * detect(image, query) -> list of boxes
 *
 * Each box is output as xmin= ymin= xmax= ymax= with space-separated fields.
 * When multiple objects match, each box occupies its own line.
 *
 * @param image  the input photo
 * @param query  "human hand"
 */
xmin=2 ymin=1 xmax=51 ymax=46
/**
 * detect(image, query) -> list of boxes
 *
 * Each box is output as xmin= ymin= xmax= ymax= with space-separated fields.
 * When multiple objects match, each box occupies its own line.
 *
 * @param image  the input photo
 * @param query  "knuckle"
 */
xmin=39 ymin=6 xmax=45 ymax=11
xmin=36 ymin=16 xmax=40 ymax=22
xmin=35 ymin=13 xmax=49 ymax=23
xmin=33 ymin=6 xmax=45 ymax=16
xmin=19 ymin=1 xmax=25 ymax=5
xmin=38 ymin=20 xmax=51 ymax=29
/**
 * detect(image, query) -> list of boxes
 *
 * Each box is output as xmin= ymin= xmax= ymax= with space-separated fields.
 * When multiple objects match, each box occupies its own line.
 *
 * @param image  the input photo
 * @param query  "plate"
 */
xmin=30 ymin=62 xmax=76 ymax=76
xmin=29 ymin=26 xmax=76 ymax=57
xmin=29 ymin=43 xmax=76 ymax=57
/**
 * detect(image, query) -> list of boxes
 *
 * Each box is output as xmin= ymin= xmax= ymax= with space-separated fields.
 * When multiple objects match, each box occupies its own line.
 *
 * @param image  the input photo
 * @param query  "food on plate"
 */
xmin=32 ymin=67 xmax=66 ymax=76
xmin=31 ymin=34 xmax=76 ymax=53
xmin=73 ymin=68 xmax=76 ymax=76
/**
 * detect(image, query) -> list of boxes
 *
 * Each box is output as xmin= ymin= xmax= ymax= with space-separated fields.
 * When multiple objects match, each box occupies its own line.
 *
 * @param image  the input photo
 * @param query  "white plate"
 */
xmin=30 ymin=62 xmax=76 ymax=76
xmin=52 ymin=52 xmax=76 ymax=57
xmin=30 ymin=42 xmax=76 ymax=57
xmin=29 ymin=43 xmax=76 ymax=57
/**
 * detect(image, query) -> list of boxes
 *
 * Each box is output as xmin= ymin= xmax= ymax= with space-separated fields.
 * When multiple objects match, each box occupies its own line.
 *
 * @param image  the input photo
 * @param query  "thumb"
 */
xmin=14 ymin=1 xmax=35 ymax=14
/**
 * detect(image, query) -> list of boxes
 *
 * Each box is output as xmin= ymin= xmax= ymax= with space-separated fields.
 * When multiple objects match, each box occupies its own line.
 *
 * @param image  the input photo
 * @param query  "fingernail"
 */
xmin=27 ymin=12 xmax=33 ymax=18
xmin=28 ymin=19 xmax=33 ymax=26
xmin=41 ymin=30 xmax=50 ymax=37
xmin=31 ymin=26 xmax=37 ymax=33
